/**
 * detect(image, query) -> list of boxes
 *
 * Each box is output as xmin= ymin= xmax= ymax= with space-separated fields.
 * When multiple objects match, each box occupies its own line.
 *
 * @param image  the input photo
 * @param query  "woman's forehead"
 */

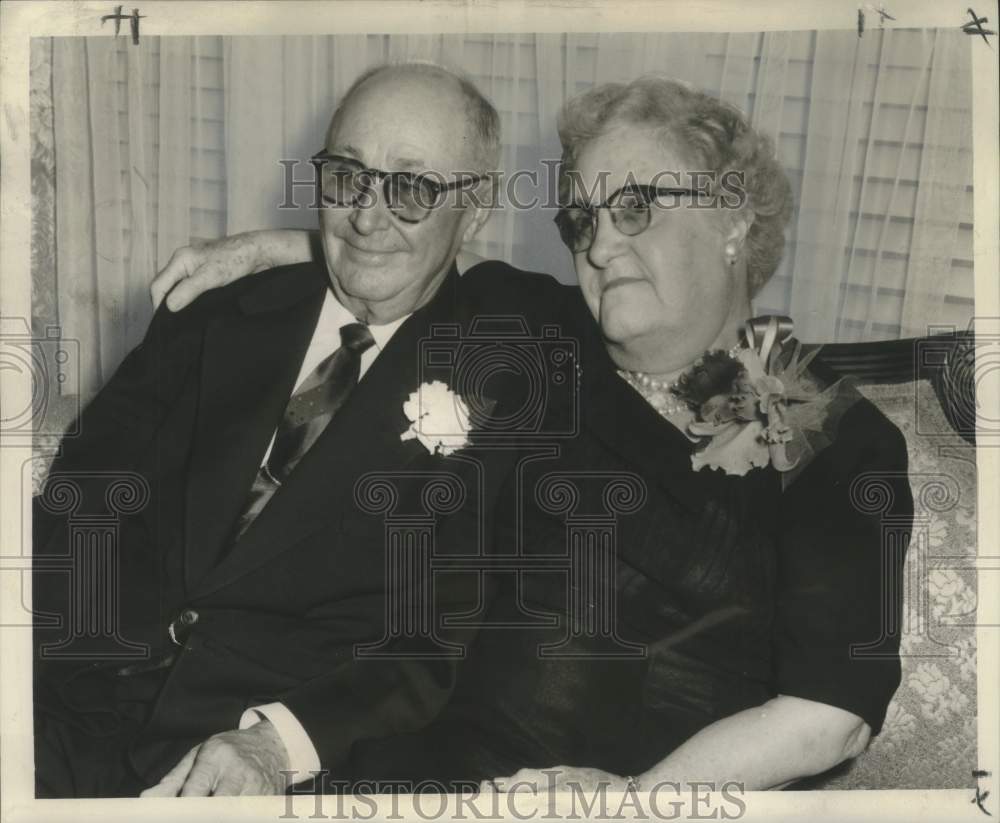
xmin=566 ymin=129 xmax=697 ymax=207
xmin=574 ymin=124 xmax=689 ymax=189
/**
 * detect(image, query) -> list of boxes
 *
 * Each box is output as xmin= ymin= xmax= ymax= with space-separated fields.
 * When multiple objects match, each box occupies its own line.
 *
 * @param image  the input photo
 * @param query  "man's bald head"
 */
xmin=316 ymin=62 xmax=497 ymax=325
xmin=327 ymin=62 xmax=501 ymax=174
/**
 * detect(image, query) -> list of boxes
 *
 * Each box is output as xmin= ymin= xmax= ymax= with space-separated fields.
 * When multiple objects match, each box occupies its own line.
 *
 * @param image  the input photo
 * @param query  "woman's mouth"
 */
xmin=602 ymin=275 xmax=644 ymax=292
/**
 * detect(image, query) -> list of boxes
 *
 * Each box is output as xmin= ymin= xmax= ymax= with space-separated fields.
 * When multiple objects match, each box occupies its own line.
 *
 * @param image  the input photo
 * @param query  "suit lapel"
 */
xmin=189 ymin=265 xmax=462 ymax=600
xmin=572 ymin=296 xmax=706 ymax=512
xmin=183 ymin=264 xmax=327 ymax=588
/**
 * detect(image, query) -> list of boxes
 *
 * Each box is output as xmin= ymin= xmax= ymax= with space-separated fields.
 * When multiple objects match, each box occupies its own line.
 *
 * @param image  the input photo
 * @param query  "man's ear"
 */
xmin=462 ymin=205 xmax=492 ymax=245
xmin=461 ymin=178 xmax=496 ymax=245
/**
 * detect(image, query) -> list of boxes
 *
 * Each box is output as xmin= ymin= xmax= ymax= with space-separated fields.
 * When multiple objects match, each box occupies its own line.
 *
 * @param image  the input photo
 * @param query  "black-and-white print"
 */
xmin=1 ymin=3 xmax=996 ymax=820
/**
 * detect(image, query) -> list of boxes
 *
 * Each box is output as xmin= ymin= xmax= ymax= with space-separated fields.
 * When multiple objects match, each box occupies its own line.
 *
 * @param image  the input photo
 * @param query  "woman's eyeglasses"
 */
xmin=311 ymin=150 xmax=482 ymax=225
xmin=554 ymin=183 xmax=698 ymax=253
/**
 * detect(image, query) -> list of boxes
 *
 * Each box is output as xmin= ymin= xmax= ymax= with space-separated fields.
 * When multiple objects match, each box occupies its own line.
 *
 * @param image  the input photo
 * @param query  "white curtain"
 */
xmin=39 ymin=31 xmax=974 ymax=401
xmin=48 ymin=37 xmax=215 ymax=396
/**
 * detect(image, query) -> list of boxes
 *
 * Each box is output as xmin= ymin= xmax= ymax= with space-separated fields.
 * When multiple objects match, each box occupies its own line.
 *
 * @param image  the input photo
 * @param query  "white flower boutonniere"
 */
xmin=400 ymin=380 xmax=472 ymax=456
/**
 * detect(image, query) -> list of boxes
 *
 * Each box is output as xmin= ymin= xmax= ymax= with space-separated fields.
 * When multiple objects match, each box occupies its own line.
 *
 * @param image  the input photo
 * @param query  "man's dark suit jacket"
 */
xmin=32 ymin=259 xmax=571 ymax=787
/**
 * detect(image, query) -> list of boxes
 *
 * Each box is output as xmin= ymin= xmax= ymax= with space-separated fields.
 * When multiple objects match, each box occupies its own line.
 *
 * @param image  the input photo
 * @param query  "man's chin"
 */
xmin=329 ymin=256 xmax=399 ymax=292
xmin=340 ymin=243 xmax=402 ymax=269
xmin=326 ymin=267 xmax=410 ymax=319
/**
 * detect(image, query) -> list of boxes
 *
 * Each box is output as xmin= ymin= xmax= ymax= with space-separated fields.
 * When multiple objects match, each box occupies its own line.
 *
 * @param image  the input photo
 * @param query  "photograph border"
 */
xmin=1 ymin=1 xmax=997 ymax=821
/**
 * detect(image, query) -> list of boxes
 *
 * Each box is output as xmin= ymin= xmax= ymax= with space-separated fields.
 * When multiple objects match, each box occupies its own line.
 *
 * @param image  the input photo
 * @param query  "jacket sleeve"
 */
xmin=33 ymin=302 xmax=205 ymax=548
xmin=42 ymin=302 xmax=209 ymax=467
xmin=771 ymin=398 xmax=913 ymax=735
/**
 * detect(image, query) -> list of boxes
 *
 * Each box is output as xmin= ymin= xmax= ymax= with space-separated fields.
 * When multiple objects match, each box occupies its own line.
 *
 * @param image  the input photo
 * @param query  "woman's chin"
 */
xmin=597 ymin=309 xmax=653 ymax=347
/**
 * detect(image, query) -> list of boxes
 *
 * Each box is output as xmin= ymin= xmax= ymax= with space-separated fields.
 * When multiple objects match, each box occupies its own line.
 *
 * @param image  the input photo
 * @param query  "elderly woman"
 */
xmin=152 ymin=76 xmax=911 ymax=791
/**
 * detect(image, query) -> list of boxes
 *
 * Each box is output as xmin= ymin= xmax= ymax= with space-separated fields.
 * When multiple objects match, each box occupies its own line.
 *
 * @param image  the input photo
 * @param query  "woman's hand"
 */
xmin=480 ymin=766 xmax=630 ymax=794
xmin=151 ymin=229 xmax=315 ymax=312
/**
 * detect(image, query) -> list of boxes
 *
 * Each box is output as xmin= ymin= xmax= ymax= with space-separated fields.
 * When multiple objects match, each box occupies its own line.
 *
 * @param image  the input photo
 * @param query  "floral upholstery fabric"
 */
xmin=809 ymin=378 xmax=978 ymax=789
xmin=31 ymin=38 xmax=58 ymax=340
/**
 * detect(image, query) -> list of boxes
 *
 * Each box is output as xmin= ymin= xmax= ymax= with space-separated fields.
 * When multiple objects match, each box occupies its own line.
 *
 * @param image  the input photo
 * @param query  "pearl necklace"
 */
xmin=617 ymin=344 xmax=742 ymax=419
xmin=617 ymin=369 xmax=688 ymax=416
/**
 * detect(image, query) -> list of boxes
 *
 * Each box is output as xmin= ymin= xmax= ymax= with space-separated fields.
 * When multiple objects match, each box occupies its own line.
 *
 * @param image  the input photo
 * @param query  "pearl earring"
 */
xmin=725 ymin=243 xmax=737 ymax=265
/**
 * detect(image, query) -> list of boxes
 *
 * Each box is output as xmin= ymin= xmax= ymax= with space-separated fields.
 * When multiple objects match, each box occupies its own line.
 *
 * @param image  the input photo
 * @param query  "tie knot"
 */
xmin=341 ymin=322 xmax=375 ymax=355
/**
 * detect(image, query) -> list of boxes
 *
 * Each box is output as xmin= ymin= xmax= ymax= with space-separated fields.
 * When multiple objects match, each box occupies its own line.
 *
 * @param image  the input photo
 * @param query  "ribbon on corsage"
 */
xmin=678 ymin=315 xmax=850 ymax=484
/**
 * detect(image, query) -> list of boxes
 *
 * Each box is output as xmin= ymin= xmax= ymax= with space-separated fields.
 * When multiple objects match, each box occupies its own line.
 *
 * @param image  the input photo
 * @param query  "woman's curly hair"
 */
xmin=556 ymin=76 xmax=793 ymax=296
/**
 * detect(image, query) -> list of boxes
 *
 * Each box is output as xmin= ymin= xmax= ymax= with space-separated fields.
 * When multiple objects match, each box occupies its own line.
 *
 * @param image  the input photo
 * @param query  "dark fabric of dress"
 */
xmin=346 ymin=266 xmax=914 ymax=790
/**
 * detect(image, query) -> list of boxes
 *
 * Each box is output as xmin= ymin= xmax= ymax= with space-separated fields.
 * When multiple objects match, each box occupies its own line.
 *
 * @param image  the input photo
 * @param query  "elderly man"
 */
xmin=33 ymin=62 xmax=564 ymax=798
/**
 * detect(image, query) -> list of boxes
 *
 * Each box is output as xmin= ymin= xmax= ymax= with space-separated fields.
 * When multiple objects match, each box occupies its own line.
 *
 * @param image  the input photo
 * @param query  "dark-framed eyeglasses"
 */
xmin=553 ymin=183 xmax=698 ymax=253
xmin=311 ymin=150 xmax=483 ymax=224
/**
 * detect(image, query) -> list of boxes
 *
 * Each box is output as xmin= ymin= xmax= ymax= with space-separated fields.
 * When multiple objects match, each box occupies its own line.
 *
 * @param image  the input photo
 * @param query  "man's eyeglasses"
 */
xmin=311 ymin=150 xmax=483 ymax=224
xmin=554 ymin=183 xmax=698 ymax=253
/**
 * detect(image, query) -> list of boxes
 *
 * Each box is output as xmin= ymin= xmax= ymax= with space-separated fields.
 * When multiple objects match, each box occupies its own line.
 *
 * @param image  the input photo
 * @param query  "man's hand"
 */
xmin=150 ymin=232 xmax=268 ymax=313
xmin=140 ymin=719 xmax=291 ymax=797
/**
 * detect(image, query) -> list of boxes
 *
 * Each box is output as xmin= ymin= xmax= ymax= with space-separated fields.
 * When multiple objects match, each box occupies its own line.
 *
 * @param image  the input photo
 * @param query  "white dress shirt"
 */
xmin=240 ymin=287 xmax=407 ymax=783
xmin=260 ymin=288 xmax=406 ymax=464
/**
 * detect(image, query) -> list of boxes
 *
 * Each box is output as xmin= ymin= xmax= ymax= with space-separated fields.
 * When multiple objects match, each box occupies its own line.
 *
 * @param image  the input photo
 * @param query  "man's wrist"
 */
xmin=247 ymin=719 xmax=292 ymax=784
xmin=240 ymin=703 xmax=321 ymax=784
xmin=251 ymin=719 xmax=288 ymax=755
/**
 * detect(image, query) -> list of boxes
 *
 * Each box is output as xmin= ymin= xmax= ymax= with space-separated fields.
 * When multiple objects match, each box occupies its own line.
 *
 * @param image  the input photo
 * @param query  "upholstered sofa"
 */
xmin=30 ymin=331 xmax=979 ymax=791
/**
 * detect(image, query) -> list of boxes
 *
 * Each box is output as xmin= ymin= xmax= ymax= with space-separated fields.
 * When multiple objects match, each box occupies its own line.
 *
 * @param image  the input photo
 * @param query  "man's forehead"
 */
xmin=331 ymin=140 xmax=434 ymax=171
xmin=328 ymin=72 xmax=475 ymax=170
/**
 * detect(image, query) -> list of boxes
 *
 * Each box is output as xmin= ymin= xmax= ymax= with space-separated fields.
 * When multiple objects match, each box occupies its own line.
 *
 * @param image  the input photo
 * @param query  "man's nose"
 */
xmin=585 ymin=210 xmax=626 ymax=269
xmin=349 ymin=181 xmax=392 ymax=235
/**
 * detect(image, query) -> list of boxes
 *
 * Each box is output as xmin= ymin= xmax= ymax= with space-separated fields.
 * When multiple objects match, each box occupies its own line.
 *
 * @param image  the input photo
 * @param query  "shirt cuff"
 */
xmin=240 ymin=702 xmax=322 ymax=784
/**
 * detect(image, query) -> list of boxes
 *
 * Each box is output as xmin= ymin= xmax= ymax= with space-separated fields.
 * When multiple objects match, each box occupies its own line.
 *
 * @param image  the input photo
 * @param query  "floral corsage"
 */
xmin=672 ymin=316 xmax=841 ymax=480
xmin=400 ymin=380 xmax=473 ymax=456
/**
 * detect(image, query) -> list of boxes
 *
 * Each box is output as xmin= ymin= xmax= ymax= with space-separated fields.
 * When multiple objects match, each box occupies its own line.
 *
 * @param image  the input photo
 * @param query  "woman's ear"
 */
xmin=724 ymin=208 xmax=755 ymax=251
xmin=723 ymin=208 xmax=755 ymax=265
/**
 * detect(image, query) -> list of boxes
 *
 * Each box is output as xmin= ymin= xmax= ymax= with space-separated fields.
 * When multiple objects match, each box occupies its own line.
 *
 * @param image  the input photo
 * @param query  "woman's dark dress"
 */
xmin=346 ymin=273 xmax=913 ymax=790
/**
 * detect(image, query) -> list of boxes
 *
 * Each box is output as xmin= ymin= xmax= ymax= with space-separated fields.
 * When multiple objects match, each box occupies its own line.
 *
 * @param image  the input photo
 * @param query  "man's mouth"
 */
xmin=343 ymin=239 xmax=399 ymax=258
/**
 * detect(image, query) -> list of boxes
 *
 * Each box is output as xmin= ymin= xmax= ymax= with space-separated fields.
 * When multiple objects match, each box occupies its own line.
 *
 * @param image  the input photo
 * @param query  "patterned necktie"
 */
xmin=232 ymin=322 xmax=376 ymax=542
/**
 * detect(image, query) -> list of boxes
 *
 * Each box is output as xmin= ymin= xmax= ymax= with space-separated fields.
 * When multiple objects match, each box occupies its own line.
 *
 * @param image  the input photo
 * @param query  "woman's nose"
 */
xmin=585 ymin=210 xmax=625 ymax=269
xmin=349 ymin=182 xmax=392 ymax=235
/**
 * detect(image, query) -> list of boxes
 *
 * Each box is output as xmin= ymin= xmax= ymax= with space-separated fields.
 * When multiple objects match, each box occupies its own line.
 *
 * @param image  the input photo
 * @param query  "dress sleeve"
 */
xmin=771 ymin=398 xmax=913 ymax=734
